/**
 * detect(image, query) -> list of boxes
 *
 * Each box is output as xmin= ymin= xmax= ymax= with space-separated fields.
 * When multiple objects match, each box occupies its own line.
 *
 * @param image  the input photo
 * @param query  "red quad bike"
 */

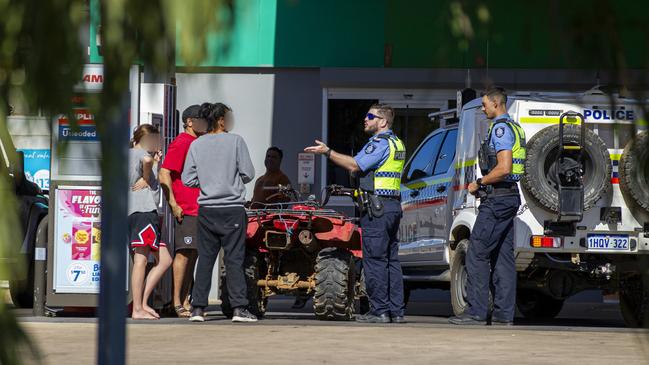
xmin=219 ymin=184 xmax=368 ymax=320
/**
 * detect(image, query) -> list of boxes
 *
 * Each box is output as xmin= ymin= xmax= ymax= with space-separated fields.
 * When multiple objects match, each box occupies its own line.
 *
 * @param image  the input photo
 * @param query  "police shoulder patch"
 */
xmin=364 ymin=144 xmax=376 ymax=154
xmin=495 ymin=126 xmax=505 ymax=138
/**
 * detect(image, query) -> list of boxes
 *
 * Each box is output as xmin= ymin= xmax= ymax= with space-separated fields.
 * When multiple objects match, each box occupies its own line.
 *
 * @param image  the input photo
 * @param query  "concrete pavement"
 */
xmin=20 ymin=319 xmax=649 ymax=365
xmin=11 ymin=290 xmax=649 ymax=364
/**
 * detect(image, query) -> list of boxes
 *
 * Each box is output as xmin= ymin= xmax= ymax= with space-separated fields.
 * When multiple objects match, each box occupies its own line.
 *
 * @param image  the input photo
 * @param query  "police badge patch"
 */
xmin=495 ymin=126 xmax=505 ymax=138
xmin=365 ymin=144 xmax=376 ymax=154
xmin=184 ymin=236 xmax=192 ymax=245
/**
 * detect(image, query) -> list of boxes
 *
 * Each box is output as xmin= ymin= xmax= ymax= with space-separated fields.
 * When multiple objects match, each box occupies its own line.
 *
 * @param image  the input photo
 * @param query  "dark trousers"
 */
xmin=360 ymin=199 xmax=404 ymax=317
xmin=465 ymin=194 xmax=520 ymax=321
xmin=191 ymin=206 xmax=248 ymax=309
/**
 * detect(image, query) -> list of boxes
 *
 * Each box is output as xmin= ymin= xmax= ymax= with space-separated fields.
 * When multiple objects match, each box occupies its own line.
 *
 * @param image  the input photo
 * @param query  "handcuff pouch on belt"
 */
xmin=356 ymin=190 xmax=384 ymax=218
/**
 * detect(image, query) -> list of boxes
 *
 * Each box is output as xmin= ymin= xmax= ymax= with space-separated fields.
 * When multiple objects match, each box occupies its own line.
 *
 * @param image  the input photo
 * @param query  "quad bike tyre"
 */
xmin=314 ymin=247 xmax=356 ymax=320
xmin=220 ymin=249 xmax=267 ymax=318
xmin=618 ymin=130 xmax=649 ymax=213
xmin=522 ymin=124 xmax=611 ymax=212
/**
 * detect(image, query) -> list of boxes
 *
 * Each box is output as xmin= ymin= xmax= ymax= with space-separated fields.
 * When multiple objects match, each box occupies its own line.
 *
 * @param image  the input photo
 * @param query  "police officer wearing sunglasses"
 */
xmin=305 ymin=104 xmax=407 ymax=323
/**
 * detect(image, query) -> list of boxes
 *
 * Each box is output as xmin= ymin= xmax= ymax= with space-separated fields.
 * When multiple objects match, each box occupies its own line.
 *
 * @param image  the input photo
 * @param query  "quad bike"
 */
xmin=220 ymin=184 xmax=367 ymax=321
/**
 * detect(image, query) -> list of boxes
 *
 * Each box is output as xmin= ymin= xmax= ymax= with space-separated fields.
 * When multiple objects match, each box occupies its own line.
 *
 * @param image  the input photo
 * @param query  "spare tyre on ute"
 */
xmin=522 ymin=124 xmax=611 ymax=212
xmin=618 ymin=130 xmax=649 ymax=213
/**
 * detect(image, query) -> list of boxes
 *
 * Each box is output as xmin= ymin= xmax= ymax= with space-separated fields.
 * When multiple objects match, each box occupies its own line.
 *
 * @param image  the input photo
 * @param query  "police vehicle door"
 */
xmin=399 ymin=128 xmax=457 ymax=264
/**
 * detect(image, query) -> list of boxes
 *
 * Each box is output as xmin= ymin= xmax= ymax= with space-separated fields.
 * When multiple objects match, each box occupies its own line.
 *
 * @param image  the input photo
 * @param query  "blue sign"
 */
xmin=19 ymin=149 xmax=50 ymax=190
xmin=58 ymin=125 xmax=98 ymax=141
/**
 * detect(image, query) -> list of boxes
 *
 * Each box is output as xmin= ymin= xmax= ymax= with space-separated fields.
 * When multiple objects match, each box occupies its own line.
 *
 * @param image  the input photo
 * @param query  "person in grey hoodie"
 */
xmin=181 ymin=102 xmax=257 ymax=323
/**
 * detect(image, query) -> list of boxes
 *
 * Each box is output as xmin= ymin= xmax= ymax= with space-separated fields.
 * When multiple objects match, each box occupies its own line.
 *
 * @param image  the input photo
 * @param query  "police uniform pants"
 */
xmin=360 ymin=199 xmax=404 ymax=317
xmin=465 ymin=194 xmax=520 ymax=321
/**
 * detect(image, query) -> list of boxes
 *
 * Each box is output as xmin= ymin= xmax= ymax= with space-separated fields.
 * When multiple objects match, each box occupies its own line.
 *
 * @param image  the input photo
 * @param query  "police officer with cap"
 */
xmin=305 ymin=103 xmax=407 ymax=323
xmin=449 ymin=87 xmax=526 ymax=326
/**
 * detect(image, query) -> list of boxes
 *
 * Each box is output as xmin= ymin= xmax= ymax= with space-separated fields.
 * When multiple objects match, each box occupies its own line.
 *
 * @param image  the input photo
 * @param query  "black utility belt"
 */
xmin=492 ymin=181 xmax=518 ymax=189
xmin=357 ymin=191 xmax=401 ymax=219
xmin=487 ymin=186 xmax=519 ymax=196
xmin=375 ymin=195 xmax=401 ymax=202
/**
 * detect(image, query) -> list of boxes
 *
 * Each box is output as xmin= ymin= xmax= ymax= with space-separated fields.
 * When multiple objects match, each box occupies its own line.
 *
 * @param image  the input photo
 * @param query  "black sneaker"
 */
xmin=189 ymin=307 xmax=205 ymax=322
xmin=355 ymin=313 xmax=391 ymax=323
xmin=490 ymin=317 xmax=514 ymax=326
xmin=232 ymin=307 xmax=258 ymax=323
xmin=448 ymin=313 xmax=487 ymax=326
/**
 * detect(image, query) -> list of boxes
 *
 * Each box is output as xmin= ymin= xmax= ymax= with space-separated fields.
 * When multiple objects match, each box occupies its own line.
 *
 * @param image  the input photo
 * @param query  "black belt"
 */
xmin=377 ymin=195 xmax=401 ymax=202
xmin=492 ymin=181 xmax=517 ymax=189
xmin=487 ymin=182 xmax=519 ymax=197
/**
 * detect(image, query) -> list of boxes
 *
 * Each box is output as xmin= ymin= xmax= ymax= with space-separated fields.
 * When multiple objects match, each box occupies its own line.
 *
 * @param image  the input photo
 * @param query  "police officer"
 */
xmin=449 ymin=87 xmax=526 ymax=326
xmin=305 ymin=103 xmax=406 ymax=324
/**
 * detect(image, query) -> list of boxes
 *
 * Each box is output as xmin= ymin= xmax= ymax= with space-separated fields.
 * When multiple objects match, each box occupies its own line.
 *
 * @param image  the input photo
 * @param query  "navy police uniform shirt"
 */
xmin=489 ymin=113 xmax=516 ymax=182
xmin=353 ymin=130 xmax=394 ymax=173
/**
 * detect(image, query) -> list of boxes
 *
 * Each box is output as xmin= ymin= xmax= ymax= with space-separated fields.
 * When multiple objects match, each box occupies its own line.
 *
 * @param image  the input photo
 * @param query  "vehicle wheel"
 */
xmin=521 ymin=124 xmax=611 ymax=212
xmin=516 ymin=289 xmax=564 ymax=320
xmin=619 ymin=131 xmax=649 ymax=213
xmin=314 ymin=247 xmax=356 ymax=321
xmin=450 ymin=239 xmax=470 ymax=316
xmin=220 ymin=249 xmax=267 ymax=318
xmin=9 ymin=255 xmax=34 ymax=308
xmin=619 ymin=274 xmax=649 ymax=328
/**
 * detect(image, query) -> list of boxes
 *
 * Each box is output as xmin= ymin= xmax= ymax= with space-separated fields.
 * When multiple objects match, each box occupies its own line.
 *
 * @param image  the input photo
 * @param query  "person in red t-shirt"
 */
xmin=160 ymin=105 xmax=208 ymax=318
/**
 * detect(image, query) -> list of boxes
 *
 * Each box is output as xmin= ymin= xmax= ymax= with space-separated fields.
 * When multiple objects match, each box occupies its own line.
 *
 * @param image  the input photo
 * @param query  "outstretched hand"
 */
xmin=304 ymin=140 xmax=329 ymax=155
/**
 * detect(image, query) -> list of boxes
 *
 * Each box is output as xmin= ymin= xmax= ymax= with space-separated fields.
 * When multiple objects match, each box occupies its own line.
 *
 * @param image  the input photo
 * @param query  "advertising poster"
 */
xmin=53 ymin=186 xmax=102 ymax=293
xmin=19 ymin=149 xmax=50 ymax=191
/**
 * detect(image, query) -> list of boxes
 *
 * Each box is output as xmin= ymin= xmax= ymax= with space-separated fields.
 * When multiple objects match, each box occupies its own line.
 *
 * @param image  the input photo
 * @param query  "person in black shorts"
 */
xmin=160 ymin=105 xmax=208 ymax=317
xmin=129 ymin=124 xmax=173 ymax=320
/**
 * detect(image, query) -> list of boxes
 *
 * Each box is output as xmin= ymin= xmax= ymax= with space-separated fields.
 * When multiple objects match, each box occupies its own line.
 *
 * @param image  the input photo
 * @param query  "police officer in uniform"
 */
xmin=305 ymin=103 xmax=407 ymax=324
xmin=449 ymin=88 xmax=526 ymax=326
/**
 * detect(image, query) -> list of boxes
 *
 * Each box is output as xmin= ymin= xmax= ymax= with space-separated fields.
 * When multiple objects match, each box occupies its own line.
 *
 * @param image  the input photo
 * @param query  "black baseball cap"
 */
xmin=182 ymin=105 xmax=201 ymax=124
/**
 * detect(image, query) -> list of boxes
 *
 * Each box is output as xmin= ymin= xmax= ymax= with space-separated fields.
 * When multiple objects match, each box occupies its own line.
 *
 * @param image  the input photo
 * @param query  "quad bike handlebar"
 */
xmin=252 ymin=184 xmax=358 ymax=209
xmin=320 ymin=184 xmax=358 ymax=207
xmin=261 ymin=184 xmax=301 ymax=202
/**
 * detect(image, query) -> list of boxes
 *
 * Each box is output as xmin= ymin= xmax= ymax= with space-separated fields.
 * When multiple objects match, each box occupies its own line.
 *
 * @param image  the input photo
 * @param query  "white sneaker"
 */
xmin=189 ymin=307 xmax=205 ymax=322
xmin=232 ymin=307 xmax=258 ymax=323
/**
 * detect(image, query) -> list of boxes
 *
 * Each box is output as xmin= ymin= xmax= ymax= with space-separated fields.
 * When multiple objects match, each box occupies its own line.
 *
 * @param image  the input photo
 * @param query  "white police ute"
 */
xmin=398 ymin=87 xmax=649 ymax=327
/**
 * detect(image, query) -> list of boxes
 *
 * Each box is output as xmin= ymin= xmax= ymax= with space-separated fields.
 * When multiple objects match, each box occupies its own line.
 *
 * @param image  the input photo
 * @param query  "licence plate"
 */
xmin=587 ymin=234 xmax=630 ymax=251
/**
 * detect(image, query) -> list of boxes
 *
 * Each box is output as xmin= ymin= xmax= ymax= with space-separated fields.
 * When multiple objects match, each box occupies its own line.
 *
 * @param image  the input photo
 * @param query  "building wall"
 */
xmin=170 ymin=0 xmax=649 ymax=69
xmin=175 ymin=69 xmax=324 ymax=198
xmin=175 ymin=72 xmax=276 ymax=199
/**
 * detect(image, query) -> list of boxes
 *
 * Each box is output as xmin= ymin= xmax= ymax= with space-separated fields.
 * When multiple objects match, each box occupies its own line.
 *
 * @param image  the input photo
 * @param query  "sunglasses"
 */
xmin=366 ymin=112 xmax=384 ymax=120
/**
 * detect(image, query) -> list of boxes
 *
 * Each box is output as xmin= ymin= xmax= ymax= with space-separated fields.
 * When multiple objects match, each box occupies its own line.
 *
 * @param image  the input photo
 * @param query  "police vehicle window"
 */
xmin=433 ymin=129 xmax=458 ymax=175
xmin=474 ymin=110 xmax=491 ymax=142
xmin=403 ymin=131 xmax=445 ymax=182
